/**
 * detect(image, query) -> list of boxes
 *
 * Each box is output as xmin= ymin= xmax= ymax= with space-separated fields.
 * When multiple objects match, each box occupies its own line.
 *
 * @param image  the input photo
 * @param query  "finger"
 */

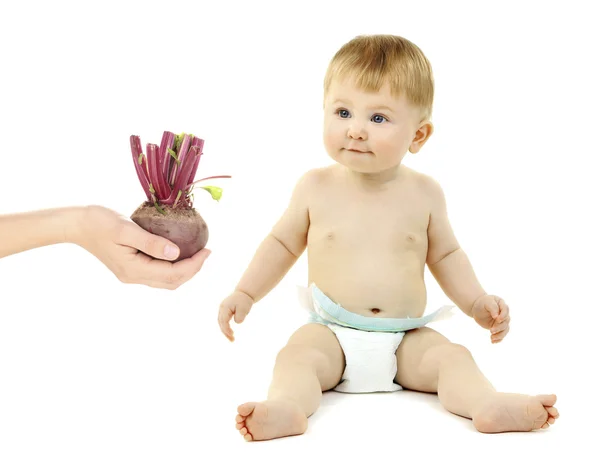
xmin=219 ymin=317 xmax=234 ymax=342
xmin=491 ymin=316 xmax=510 ymax=334
xmin=190 ymin=247 xmax=212 ymax=263
xmin=494 ymin=323 xmax=510 ymax=338
xmin=127 ymin=248 xmax=211 ymax=289
xmin=132 ymin=253 xmax=187 ymax=289
xmin=484 ymin=299 xmax=500 ymax=319
xmin=491 ymin=324 xmax=510 ymax=343
xmin=167 ymin=248 xmax=212 ymax=286
xmin=218 ymin=306 xmax=235 ymax=342
xmin=497 ymin=298 xmax=509 ymax=321
xmin=113 ymin=250 xmax=175 ymax=289
xmin=233 ymin=306 xmax=249 ymax=324
xmin=177 ymin=248 xmax=212 ymax=270
xmin=119 ymin=221 xmax=180 ymax=261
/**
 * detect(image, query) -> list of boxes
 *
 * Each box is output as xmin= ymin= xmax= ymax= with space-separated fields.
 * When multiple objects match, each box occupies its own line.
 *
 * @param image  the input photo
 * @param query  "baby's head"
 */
xmin=322 ymin=35 xmax=435 ymax=175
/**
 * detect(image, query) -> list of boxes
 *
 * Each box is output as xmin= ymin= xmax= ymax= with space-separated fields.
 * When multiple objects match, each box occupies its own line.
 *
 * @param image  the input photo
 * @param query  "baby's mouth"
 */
xmin=345 ymin=148 xmax=369 ymax=153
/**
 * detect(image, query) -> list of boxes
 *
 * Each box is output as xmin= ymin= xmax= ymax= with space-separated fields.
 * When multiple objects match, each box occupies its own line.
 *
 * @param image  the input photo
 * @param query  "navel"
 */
xmin=370 ymin=308 xmax=381 ymax=315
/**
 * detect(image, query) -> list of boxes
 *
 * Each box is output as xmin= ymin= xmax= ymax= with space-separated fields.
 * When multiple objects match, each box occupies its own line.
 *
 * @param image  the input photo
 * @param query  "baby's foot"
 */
xmin=235 ymin=400 xmax=308 ymax=441
xmin=472 ymin=393 xmax=559 ymax=433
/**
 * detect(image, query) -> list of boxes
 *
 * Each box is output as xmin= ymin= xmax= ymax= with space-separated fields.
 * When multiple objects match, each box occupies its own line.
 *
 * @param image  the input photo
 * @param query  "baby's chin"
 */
xmin=330 ymin=153 xmax=396 ymax=174
xmin=330 ymin=151 xmax=372 ymax=167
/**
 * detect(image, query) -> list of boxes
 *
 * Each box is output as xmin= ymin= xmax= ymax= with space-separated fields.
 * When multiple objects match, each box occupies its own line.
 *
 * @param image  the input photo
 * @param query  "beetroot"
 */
xmin=129 ymin=131 xmax=230 ymax=261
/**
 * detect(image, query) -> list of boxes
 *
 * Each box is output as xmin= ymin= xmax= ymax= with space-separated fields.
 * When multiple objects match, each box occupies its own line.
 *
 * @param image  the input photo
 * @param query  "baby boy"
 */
xmin=218 ymin=34 xmax=558 ymax=441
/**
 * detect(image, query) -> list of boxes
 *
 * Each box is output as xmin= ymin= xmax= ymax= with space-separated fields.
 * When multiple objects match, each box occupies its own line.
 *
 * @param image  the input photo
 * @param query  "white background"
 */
xmin=0 ymin=0 xmax=598 ymax=470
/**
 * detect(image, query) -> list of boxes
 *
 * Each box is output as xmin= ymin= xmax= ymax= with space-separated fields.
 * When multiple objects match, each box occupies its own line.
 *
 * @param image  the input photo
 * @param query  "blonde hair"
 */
xmin=324 ymin=34 xmax=434 ymax=120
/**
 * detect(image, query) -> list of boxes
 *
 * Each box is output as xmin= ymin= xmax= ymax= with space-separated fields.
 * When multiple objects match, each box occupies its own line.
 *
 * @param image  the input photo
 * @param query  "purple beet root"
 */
xmin=131 ymin=202 xmax=208 ymax=262
xmin=129 ymin=131 xmax=230 ymax=261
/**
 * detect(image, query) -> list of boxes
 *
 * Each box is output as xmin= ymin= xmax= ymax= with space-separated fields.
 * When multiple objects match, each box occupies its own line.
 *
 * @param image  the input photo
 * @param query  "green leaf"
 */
xmin=153 ymin=200 xmax=166 ymax=215
xmin=175 ymin=132 xmax=185 ymax=152
xmin=201 ymin=185 xmax=223 ymax=201
xmin=174 ymin=189 xmax=182 ymax=206
xmin=167 ymin=148 xmax=180 ymax=164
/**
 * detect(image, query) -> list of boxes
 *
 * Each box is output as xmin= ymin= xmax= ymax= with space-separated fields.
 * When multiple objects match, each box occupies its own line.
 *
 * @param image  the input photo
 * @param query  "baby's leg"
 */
xmin=236 ymin=323 xmax=344 ymax=441
xmin=394 ymin=327 xmax=559 ymax=433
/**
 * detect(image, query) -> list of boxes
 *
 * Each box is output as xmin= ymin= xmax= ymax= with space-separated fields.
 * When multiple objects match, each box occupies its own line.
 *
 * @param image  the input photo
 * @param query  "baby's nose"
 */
xmin=347 ymin=123 xmax=367 ymax=140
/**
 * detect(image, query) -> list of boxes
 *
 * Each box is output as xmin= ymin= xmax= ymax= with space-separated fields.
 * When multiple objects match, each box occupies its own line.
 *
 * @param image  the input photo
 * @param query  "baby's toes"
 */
xmin=237 ymin=402 xmax=256 ymax=417
xmin=236 ymin=422 xmax=245 ymax=430
xmin=545 ymin=406 xmax=559 ymax=418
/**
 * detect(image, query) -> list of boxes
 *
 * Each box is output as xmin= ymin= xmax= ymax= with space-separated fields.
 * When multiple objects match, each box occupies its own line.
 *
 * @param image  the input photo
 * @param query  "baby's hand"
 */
xmin=470 ymin=294 xmax=510 ymax=343
xmin=218 ymin=291 xmax=254 ymax=342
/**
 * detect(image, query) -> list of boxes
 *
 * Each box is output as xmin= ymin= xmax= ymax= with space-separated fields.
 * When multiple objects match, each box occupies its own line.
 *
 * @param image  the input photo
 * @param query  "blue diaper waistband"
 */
xmin=300 ymin=284 xmax=455 ymax=332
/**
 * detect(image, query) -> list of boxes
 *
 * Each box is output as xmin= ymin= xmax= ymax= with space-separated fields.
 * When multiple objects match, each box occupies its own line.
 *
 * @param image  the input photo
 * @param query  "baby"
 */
xmin=218 ymin=34 xmax=559 ymax=441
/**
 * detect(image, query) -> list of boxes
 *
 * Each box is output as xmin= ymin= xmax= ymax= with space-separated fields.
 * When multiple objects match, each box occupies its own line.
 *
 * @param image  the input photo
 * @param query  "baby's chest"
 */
xmin=308 ymin=206 xmax=428 ymax=251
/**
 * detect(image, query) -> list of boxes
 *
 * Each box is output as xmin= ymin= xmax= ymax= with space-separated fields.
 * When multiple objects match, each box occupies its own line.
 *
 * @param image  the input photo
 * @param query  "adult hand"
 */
xmin=74 ymin=205 xmax=210 ymax=289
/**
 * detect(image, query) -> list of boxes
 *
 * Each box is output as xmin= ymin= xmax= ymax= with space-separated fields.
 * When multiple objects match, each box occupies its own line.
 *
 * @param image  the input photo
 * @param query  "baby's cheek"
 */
xmin=322 ymin=127 xmax=339 ymax=153
xmin=382 ymin=133 xmax=411 ymax=155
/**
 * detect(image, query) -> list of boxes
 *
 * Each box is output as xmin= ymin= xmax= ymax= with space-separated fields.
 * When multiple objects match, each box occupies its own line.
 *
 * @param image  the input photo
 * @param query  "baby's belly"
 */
xmin=307 ymin=249 xmax=427 ymax=319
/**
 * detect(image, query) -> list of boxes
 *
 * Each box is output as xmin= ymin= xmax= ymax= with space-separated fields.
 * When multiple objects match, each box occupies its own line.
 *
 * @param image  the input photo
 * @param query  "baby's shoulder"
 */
xmin=295 ymin=165 xmax=336 ymax=190
xmin=406 ymin=168 xmax=445 ymax=199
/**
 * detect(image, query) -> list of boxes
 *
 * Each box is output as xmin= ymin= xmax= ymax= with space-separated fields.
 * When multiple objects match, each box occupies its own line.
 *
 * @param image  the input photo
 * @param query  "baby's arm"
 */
xmin=0 ymin=207 xmax=83 ymax=259
xmin=424 ymin=178 xmax=487 ymax=316
xmin=232 ymin=170 xmax=314 ymax=303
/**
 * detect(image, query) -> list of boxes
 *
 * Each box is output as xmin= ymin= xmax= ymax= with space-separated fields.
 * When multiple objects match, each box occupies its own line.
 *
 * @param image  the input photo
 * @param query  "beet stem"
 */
xmin=131 ymin=131 xmax=230 ymax=210
xmin=147 ymin=144 xmax=170 ymax=201
xmin=185 ymin=175 xmax=232 ymax=191
xmin=130 ymin=135 xmax=152 ymax=201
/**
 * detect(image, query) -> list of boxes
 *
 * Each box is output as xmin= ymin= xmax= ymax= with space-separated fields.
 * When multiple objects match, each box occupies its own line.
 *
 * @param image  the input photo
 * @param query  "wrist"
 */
xmin=235 ymin=288 xmax=256 ymax=304
xmin=468 ymin=292 xmax=488 ymax=317
xmin=61 ymin=206 xmax=87 ymax=246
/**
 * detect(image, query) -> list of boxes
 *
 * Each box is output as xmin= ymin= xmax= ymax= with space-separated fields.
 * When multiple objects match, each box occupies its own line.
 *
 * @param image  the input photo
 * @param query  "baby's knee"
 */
xmin=438 ymin=343 xmax=473 ymax=362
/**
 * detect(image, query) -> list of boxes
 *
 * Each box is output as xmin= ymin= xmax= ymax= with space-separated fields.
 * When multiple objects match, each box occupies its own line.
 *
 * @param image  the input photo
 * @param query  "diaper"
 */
xmin=298 ymin=284 xmax=456 ymax=393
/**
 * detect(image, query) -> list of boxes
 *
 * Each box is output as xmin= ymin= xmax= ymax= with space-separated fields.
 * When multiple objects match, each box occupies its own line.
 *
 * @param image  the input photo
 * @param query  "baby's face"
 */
xmin=323 ymin=78 xmax=423 ymax=175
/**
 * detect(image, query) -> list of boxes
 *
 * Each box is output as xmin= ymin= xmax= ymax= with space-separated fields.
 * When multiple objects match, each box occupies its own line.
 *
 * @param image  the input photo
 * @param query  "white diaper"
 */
xmin=298 ymin=284 xmax=456 ymax=394
xmin=328 ymin=324 xmax=405 ymax=393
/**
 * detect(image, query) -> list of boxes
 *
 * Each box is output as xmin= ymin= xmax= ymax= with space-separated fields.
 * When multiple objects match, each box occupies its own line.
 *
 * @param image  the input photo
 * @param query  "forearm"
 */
xmin=428 ymin=248 xmax=486 ymax=316
xmin=0 ymin=207 xmax=84 ymax=259
xmin=235 ymin=233 xmax=302 ymax=303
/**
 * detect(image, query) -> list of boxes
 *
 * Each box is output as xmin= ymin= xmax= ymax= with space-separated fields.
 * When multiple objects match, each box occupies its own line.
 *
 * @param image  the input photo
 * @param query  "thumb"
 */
xmin=122 ymin=222 xmax=180 ymax=260
xmin=233 ymin=305 xmax=250 ymax=324
xmin=485 ymin=300 xmax=499 ymax=319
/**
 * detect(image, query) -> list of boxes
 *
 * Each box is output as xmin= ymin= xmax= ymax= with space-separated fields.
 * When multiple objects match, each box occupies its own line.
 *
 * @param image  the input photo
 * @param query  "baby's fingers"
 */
xmin=497 ymin=297 xmax=509 ymax=321
xmin=218 ymin=305 xmax=235 ymax=342
xmin=491 ymin=323 xmax=510 ymax=343
xmin=491 ymin=314 xmax=510 ymax=333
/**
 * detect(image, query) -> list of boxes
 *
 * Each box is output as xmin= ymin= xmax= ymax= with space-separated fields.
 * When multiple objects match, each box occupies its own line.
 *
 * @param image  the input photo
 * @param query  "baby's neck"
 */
xmin=345 ymin=165 xmax=407 ymax=190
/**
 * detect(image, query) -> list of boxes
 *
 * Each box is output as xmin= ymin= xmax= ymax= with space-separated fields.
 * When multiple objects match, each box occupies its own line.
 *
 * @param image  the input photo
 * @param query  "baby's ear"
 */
xmin=409 ymin=121 xmax=434 ymax=154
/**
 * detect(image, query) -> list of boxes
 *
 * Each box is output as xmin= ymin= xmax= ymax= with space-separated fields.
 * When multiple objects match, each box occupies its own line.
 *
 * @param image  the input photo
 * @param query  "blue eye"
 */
xmin=372 ymin=114 xmax=387 ymax=123
xmin=337 ymin=109 xmax=350 ymax=118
